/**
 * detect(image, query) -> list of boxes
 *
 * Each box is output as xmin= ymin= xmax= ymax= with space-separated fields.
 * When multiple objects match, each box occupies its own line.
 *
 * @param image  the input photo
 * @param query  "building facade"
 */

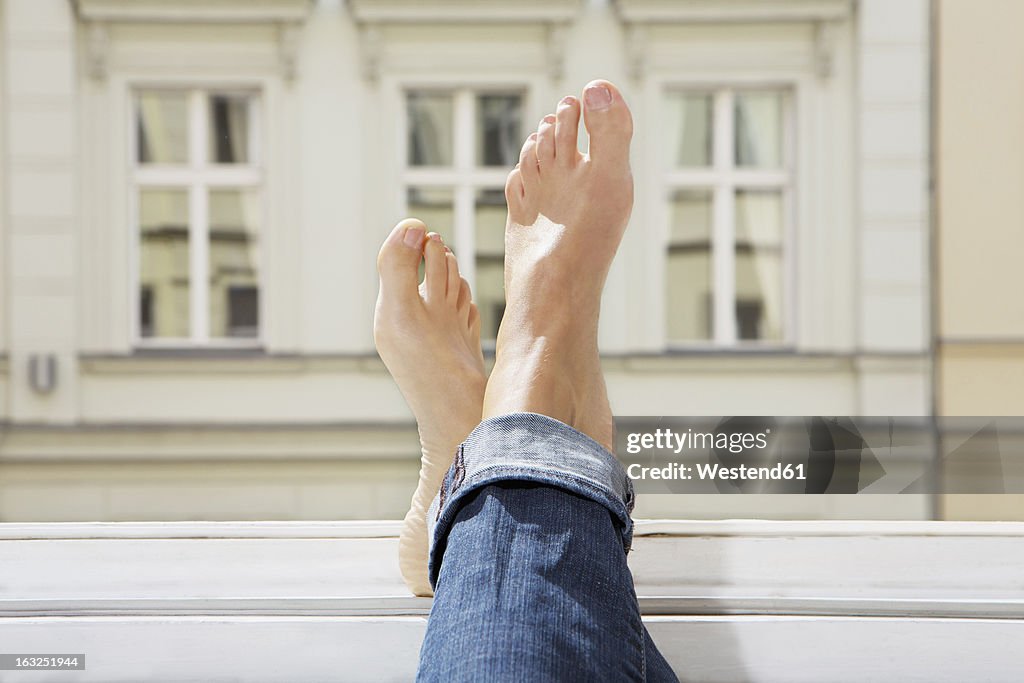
xmin=0 ymin=0 xmax=935 ymax=521
xmin=935 ymin=0 xmax=1024 ymax=520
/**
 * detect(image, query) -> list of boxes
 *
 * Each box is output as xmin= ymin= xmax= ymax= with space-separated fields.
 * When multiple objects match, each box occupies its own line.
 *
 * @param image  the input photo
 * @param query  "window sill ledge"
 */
xmin=2 ymin=519 xmax=1021 ymax=681
xmin=614 ymin=0 xmax=853 ymax=24
xmin=78 ymin=351 xmax=387 ymax=375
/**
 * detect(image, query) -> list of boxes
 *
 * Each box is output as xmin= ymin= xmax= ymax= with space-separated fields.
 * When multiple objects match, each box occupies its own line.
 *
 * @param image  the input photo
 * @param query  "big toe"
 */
xmin=377 ymin=218 xmax=426 ymax=296
xmin=581 ymin=80 xmax=633 ymax=169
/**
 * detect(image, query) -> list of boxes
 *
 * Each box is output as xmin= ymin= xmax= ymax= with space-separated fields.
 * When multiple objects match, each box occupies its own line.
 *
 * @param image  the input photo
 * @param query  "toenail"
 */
xmin=584 ymin=84 xmax=613 ymax=111
xmin=542 ymin=114 xmax=556 ymax=124
xmin=559 ymin=95 xmax=576 ymax=107
xmin=428 ymin=232 xmax=442 ymax=242
xmin=403 ymin=227 xmax=425 ymax=248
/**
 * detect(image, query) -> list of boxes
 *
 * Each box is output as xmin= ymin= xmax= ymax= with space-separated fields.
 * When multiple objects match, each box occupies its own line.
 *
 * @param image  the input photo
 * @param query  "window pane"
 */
xmin=406 ymin=187 xmax=454 ymax=242
xmin=476 ymin=94 xmax=523 ymax=167
xmin=667 ymin=189 xmax=713 ymax=342
xmin=735 ymin=190 xmax=784 ymax=341
xmin=139 ymin=190 xmax=190 ymax=338
xmin=209 ymin=94 xmax=251 ymax=164
xmin=407 ymin=92 xmax=454 ymax=167
xmin=665 ymin=93 xmax=712 ymax=167
xmin=475 ymin=189 xmax=507 ymax=341
xmin=137 ymin=92 xmax=188 ymax=164
xmin=209 ymin=190 xmax=261 ymax=339
xmin=735 ymin=92 xmax=783 ymax=168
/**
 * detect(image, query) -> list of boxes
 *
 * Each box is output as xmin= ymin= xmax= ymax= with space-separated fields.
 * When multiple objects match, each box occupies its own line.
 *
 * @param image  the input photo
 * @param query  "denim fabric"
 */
xmin=418 ymin=413 xmax=678 ymax=682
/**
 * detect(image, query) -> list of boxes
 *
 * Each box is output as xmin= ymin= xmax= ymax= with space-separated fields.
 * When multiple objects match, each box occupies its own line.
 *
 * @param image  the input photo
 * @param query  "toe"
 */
xmin=377 ymin=218 xmax=426 ymax=296
xmin=455 ymin=277 xmax=471 ymax=318
xmin=581 ymin=80 xmax=633 ymax=168
xmin=505 ymin=168 xmax=528 ymax=222
xmin=505 ymin=167 xmax=524 ymax=201
xmin=554 ymin=96 xmax=582 ymax=164
xmin=518 ymin=133 xmax=540 ymax=191
xmin=468 ymin=302 xmax=481 ymax=336
xmin=536 ymin=114 xmax=556 ymax=164
xmin=445 ymin=251 xmax=461 ymax=303
xmin=423 ymin=233 xmax=448 ymax=303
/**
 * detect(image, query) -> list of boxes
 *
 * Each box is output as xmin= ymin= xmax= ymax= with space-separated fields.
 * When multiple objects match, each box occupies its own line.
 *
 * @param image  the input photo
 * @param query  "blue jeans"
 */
xmin=417 ymin=413 xmax=678 ymax=682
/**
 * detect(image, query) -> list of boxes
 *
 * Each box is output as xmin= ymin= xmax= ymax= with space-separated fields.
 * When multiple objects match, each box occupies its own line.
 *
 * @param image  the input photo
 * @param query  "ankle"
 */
xmin=482 ymin=339 xmax=581 ymax=425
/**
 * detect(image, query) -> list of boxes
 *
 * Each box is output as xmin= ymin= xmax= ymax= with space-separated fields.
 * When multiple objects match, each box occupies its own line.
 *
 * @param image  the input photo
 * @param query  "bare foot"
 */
xmin=483 ymin=80 xmax=634 ymax=452
xmin=374 ymin=218 xmax=486 ymax=596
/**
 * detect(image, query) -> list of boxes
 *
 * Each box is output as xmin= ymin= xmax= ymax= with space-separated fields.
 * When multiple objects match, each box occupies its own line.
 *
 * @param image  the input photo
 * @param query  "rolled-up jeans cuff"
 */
xmin=426 ymin=412 xmax=636 ymax=589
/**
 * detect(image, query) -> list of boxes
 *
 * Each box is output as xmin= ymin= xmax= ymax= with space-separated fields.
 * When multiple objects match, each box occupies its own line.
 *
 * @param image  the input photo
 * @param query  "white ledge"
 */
xmin=348 ymin=0 xmax=582 ymax=24
xmin=3 ymin=518 xmax=1024 ymax=539
xmin=2 ymin=520 xmax=1022 ymax=619
xmin=73 ymin=0 xmax=315 ymax=23
xmin=3 ymin=520 xmax=1021 ymax=681
xmin=614 ymin=0 xmax=853 ymax=24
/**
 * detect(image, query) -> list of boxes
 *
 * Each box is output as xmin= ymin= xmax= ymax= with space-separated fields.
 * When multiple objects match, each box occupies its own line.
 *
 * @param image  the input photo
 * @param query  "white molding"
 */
xmin=73 ymin=0 xmax=315 ymax=24
xmin=614 ymin=0 xmax=854 ymax=24
xmin=620 ymin=1 xmax=851 ymax=85
xmin=84 ymin=21 xmax=109 ymax=80
xmin=0 ymin=520 xmax=404 ymax=540
xmin=348 ymin=1 xmax=579 ymax=81
xmin=4 ymin=519 xmax=1024 ymax=540
xmin=348 ymin=0 xmax=582 ymax=24
xmin=74 ymin=0 xmax=314 ymax=82
xmin=814 ymin=20 xmax=836 ymax=79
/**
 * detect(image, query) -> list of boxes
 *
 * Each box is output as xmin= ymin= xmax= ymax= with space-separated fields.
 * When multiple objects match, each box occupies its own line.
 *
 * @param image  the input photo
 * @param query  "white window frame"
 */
xmin=664 ymin=84 xmax=798 ymax=350
xmin=399 ymin=83 xmax=533 ymax=342
xmin=130 ymin=86 xmax=264 ymax=349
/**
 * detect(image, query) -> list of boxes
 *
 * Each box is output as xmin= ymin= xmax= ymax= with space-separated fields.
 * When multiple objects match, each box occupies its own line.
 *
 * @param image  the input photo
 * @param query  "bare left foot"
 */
xmin=374 ymin=218 xmax=486 ymax=596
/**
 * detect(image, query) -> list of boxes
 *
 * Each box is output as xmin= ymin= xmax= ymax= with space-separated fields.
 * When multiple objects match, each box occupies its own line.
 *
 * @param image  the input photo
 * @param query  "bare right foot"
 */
xmin=483 ymin=80 xmax=634 ymax=451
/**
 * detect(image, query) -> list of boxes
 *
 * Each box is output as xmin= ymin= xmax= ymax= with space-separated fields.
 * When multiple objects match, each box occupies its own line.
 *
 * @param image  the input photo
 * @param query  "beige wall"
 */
xmin=937 ymin=0 xmax=1024 ymax=346
xmin=937 ymin=0 xmax=1024 ymax=519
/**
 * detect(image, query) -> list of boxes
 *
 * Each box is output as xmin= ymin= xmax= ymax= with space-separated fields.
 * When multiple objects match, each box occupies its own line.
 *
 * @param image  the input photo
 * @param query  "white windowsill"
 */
xmin=2 ymin=519 xmax=1021 ymax=681
xmin=3 ymin=519 xmax=1022 ymax=617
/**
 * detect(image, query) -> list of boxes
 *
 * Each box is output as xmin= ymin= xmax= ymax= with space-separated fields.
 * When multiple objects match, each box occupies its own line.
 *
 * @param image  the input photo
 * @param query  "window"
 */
xmin=404 ymin=89 xmax=524 ymax=342
xmin=134 ymin=89 xmax=262 ymax=345
xmin=664 ymin=88 xmax=791 ymax=346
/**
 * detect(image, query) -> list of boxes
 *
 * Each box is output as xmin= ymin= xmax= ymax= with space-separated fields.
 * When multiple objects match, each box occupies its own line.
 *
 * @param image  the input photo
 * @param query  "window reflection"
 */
xmin=666 ymin=92 xmax=712 ymax=168
xmin=666 ymin=189 xmax=713 ymax=342
xmin=735 ymin=190 xmax=783 ymax=341
xmin=735 ymin=92 xmax=783 ymax=168
xmin=209 ymin=190 xmax=261 ymax=338
xmin=476 ymin=94 xmax=523 ymax=167
xmin=407 ymin=93 xmax=454 ymax=167
xmin=139 ymin=189 xmax=190 ymax=338
xmin=137 ymin=92 xmax=188 ymax=164
xmin=475 ymin=188 xmax=507 ymax=340
xmin=209 ymin=94 xmax=251 ymax=164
